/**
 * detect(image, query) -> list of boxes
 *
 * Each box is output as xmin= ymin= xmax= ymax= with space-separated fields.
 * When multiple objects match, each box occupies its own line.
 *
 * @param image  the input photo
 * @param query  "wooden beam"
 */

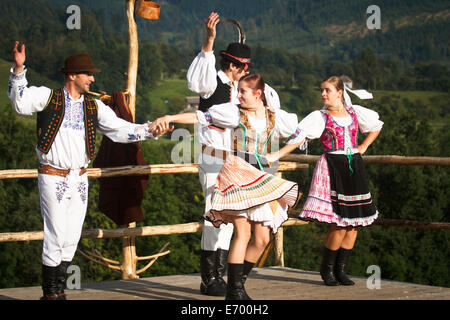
xmin=281 ymin=154 xmax=450 ymax=166
xmin=0 ymin=162 xmax=305 ymax=180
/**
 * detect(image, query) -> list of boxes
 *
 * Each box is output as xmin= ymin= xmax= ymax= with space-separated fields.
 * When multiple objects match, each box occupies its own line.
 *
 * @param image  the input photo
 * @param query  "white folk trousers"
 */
xmin=38 ymin=169 xmax=88 ymax=267
xmin=198 ymin=153 xmax=234 ymax=251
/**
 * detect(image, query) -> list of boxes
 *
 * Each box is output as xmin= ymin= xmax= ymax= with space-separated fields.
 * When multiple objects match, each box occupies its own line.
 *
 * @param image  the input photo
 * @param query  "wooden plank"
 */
xmin=281 ymin=154 xmax=450 ymax=166
xmin=0 ymin=267 xmax=448 ymax=300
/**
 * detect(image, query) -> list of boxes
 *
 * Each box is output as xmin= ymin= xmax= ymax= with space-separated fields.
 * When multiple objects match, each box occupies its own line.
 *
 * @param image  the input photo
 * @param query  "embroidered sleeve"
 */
xmin=97 ymin=100 xmax=155 ymax=142
xmin=285 ymin=110 xmax=326 ymax=148
xmin=196 ymin=103 xmax=240 ymax=128
xmin=8 ymin=65 xmax=52 ymax=115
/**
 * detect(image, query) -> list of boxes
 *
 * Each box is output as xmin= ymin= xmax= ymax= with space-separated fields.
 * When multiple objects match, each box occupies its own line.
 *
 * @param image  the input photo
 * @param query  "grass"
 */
xmin=147 ymin=78 xmax=194 ymax=106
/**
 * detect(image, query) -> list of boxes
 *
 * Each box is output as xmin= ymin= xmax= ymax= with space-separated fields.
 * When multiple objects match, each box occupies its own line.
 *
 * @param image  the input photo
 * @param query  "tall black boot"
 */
xmin=334 ymin=248 xmax=355 ymax=285
xmin=225 ymin=263 xmax=251 ymax=300
xmin=56 ymin=261 xmax=71 ymax=299
xmin=320 ymin=247 xmax=340 ymax=286
xmin=212 ymin=249 xmax=228 ymax=295
xmin=200 ymin=250 xmax=226 ymax=296
xmin=241 ymin=260 xmax=255 ymax=300
xmin=40 ymin=264 xmax=60 ymax=300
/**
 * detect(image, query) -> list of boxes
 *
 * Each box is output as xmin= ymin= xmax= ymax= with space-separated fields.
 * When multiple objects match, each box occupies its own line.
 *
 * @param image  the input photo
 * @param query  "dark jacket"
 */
xmin=93 ymin=92 xmax=148 ymax=225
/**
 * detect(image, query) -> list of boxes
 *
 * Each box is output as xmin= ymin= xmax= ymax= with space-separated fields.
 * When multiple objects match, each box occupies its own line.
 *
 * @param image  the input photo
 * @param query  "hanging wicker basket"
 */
xmin=135 ymin=0 xmax=160 ymax=20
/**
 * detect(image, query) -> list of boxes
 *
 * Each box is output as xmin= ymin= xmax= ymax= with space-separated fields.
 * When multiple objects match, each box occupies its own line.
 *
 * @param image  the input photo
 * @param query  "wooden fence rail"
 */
xmin=1 ymin=216 xmax=449 ymax=243
xmin=0 ymin=155 xmax=448 ymax=279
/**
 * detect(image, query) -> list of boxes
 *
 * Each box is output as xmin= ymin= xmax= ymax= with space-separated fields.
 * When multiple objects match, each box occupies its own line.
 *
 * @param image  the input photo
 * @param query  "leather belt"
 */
xmin=38 ymin=164 xmax=86 ymax=177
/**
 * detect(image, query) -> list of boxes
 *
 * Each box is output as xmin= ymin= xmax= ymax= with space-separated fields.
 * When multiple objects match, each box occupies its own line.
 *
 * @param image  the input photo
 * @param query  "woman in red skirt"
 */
xmin=151 ymin=73 xmax=301 ymax=299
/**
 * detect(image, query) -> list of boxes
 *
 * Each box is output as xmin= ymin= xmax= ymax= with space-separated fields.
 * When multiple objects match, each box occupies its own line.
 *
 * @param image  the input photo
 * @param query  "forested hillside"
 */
xmin=0 ymin=0 xmax=448 ymax=289
xmin=39 ymin=0 xmax=450 ymax=62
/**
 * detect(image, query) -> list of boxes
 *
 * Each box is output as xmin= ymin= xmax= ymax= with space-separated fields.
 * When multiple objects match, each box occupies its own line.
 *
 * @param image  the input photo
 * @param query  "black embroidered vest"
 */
xmin=36 ymin=88 xmax=99 ymax=159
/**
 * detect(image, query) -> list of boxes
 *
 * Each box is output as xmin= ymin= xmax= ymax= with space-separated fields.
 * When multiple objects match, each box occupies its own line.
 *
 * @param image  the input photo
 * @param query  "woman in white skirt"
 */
xmin=266 ymin=76 xmax=383 ymax=286
xmin=151 ymin=73 xmax=301 ymax=299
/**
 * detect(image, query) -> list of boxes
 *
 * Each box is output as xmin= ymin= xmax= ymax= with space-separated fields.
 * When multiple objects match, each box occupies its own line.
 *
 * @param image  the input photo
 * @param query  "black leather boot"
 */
xmin=241 ymin=260 xmax=254 ymax=300
xmin=40 ymin=264 xmax=60 ymax=300
xmin=56 ymin=261 xmax=71 ymax=299
xmin=212 ymin=249 xmax=228 ymax=295
xmin=225 ymin=263 xmax=251 ymax=300
xmin=334 ymin=248 xmax=355 ymax=285
xmin=320 ymin=247 xmax=340 ymax=286
xmin=200 ymin=250 xmax=226 ymax=296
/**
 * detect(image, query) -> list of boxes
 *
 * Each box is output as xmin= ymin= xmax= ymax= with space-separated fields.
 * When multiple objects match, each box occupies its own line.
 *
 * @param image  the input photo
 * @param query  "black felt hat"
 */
xmin=220 ymin=43 xmax=251 ymax=66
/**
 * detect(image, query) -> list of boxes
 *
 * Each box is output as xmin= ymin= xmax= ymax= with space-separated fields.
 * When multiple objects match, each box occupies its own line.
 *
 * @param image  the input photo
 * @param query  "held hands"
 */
xmin=12 ymin=41 xmax=26 ymax=74
xmin=149 ymin=115 xmax=174 ymax=136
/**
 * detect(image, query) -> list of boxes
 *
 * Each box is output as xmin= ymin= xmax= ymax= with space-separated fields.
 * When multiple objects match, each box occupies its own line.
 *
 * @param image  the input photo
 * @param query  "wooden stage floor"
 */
xmin=0 ymin=266 xmax=448 ymax=300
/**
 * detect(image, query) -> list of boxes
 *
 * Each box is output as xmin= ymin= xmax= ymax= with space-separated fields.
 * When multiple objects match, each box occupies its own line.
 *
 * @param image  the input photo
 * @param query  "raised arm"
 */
xmin=202 ymin=12 xmax=220 ymax=53
xmin=186 ymin=13 xmax=220 ymax=97
xmin=8 ymin=41 xmax=52 ymax=115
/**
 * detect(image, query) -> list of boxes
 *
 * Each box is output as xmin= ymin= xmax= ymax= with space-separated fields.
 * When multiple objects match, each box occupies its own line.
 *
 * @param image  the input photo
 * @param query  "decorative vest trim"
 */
xmin=233 ymin=108 xmax=276 ymax=156
xmin=319 ymin=105 xmax=359 ymax=152
xmin=36 ymin=88 xmax=99 ymax=159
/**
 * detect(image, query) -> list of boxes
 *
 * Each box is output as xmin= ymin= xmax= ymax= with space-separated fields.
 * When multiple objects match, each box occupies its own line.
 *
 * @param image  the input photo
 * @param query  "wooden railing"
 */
xmin=0 ymin=155 xmax=449 ymax=279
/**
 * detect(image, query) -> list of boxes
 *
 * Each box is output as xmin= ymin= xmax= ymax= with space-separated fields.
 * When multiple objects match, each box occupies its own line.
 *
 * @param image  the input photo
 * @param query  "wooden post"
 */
xmin=121 ymin=0 xmax=139 ymax=279
xmin=121 ymin=222 xmax=138 ymax=279
xmin=125 ymin=0 xmax=138 ymax=121
xmin=273 ymin=227 xmax=284 ymax=267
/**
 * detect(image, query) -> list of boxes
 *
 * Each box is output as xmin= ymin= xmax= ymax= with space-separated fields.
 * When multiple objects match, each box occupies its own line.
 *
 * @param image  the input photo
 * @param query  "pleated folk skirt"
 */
xmin=206 ymin=155 xmax=300 ymax=233
xmin=299 ymin=153 xmax=378 ymax=227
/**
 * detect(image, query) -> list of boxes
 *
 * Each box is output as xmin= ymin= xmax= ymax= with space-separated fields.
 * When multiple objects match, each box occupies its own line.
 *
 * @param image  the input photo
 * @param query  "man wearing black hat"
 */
xmin=8 ymin=41 xmax=156 ymax=300
xmin=187 ymin=12 xmax=280 ymax=297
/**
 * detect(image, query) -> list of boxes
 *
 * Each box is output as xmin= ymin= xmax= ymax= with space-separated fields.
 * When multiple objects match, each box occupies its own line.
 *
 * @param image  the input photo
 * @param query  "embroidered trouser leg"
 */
xmin=199 ymin=154 xmax=234 ymax=251
xmin=38 ymin=170 xmax=88 ymax=267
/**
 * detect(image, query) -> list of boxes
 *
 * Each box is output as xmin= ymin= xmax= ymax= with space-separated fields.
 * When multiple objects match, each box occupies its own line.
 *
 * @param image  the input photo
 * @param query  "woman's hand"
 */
xmin=264 ymin=151 xmax=280 ymax=164
xmin=358 ymin=143 xmax=368 ymax=155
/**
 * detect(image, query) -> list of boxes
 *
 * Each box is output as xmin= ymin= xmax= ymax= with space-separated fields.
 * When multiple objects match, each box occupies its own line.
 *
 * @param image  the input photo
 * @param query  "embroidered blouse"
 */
xmin=8 ymin=66 xmax=154 ymax=169
xmin=196 ymin=102 xmax=299 ymax=155
xmin=289 ymin=104 xmax=384 ymax=154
